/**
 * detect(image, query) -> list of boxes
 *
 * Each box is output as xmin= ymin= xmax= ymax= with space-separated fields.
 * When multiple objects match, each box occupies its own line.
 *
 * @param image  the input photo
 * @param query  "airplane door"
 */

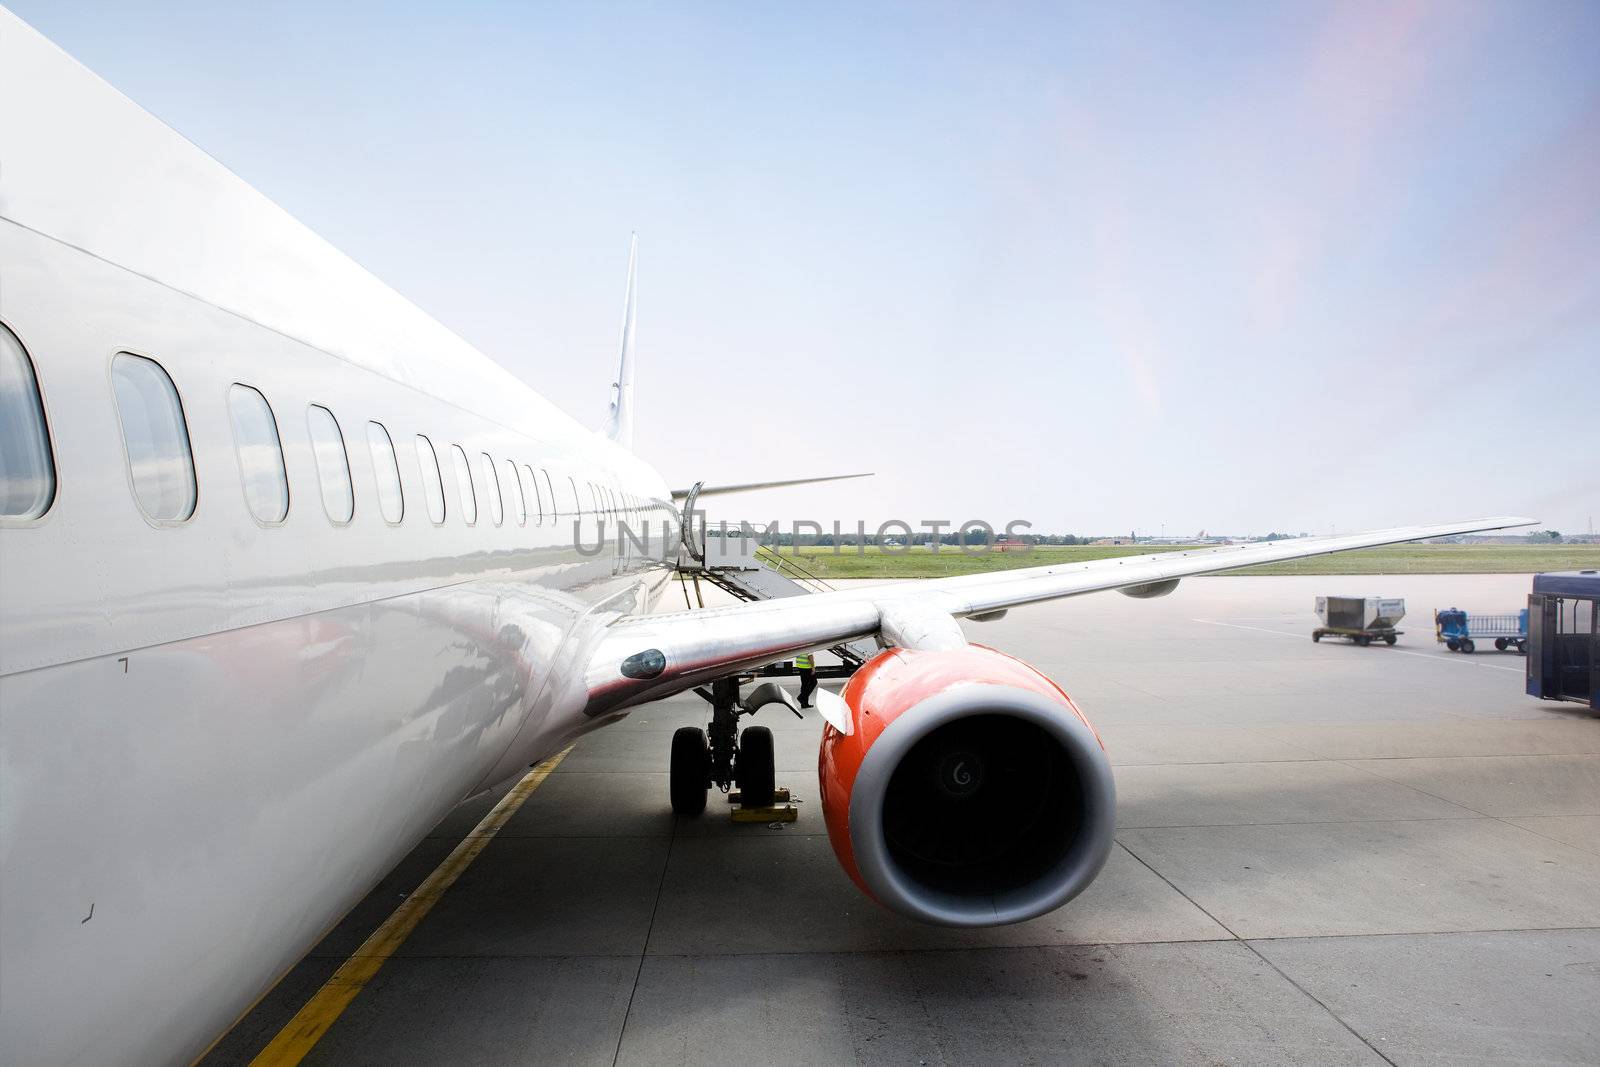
xmin=679 ymin=481 xmax=706 ymax=563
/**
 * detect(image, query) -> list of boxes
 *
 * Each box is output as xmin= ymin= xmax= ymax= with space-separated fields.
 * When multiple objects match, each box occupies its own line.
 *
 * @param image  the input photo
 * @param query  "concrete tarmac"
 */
xmin=206 ymin=574 xmax=1599 ymax=1065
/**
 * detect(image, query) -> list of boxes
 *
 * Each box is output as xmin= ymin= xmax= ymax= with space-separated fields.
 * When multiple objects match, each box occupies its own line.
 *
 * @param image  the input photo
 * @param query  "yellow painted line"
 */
xmin=249 ymin=749 xmax=572 ymax=1067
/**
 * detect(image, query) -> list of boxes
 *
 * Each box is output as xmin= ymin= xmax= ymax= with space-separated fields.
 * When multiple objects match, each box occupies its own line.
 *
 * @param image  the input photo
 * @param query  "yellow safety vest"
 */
xmin=795 ymin=653 xmax=814 ymax=669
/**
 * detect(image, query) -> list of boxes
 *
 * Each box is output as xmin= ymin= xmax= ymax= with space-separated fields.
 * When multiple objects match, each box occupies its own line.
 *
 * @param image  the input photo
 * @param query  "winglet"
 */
xmin=602 ymin=234 xmax=639 ymax=450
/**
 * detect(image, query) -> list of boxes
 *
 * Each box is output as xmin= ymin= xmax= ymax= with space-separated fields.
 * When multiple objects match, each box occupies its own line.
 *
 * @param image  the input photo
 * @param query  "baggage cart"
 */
xmin=1434 ymin=607 xmax=1528 ymax=654
xmin=1313 ymin=596 xmax=1405 ymax=646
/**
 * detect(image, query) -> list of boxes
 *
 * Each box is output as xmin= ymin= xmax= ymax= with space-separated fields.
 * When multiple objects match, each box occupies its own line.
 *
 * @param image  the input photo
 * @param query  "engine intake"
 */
xmin=819 ymin=646 xmax=1115 ymax=926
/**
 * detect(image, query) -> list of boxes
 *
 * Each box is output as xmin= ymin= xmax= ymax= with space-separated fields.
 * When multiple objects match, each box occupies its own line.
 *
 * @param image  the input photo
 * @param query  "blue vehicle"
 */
xmin=1527 ymin=570 xmax=1600 ymax=711
xmin=1434 ymin=607 xmax=1528 ymax=654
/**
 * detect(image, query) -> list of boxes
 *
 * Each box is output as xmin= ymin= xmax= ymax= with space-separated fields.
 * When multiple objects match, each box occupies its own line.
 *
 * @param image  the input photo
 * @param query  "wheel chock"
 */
xmin=728 ymin=788 xmax=792 ymax=805
xmin=730 ymin=803 xmax=798 ymax=823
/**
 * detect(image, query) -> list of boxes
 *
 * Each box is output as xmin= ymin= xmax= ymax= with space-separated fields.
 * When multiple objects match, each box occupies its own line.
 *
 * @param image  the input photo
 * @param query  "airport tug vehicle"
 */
xmin=1434 ymin=607 xmax=1529 ymax=654
xmin=1313 ymin=596 xmax=1406 ymax=646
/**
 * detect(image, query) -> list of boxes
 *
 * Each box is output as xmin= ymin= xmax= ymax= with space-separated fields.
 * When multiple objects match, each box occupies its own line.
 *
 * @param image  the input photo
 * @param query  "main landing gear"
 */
xmin=669 ymin=676 xmax=796 ymax=816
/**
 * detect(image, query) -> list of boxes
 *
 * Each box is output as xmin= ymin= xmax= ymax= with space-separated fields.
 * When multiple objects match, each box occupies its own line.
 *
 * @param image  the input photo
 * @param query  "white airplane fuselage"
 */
xmin=0 ymin=216 xmax=676 ymax=1064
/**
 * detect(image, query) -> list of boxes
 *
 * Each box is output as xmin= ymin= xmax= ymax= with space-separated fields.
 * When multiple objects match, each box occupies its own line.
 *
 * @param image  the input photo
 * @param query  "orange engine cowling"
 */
xmin=818 ymin=644 xmax=1116 ymax=927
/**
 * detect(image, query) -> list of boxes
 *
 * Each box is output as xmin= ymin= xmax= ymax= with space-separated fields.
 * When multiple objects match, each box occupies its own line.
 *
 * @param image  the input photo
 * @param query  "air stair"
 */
xmin=674 ymin=514 xmax=877 ymax=677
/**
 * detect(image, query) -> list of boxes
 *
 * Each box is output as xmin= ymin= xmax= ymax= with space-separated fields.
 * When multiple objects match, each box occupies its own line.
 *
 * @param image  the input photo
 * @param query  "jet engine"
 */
xmin=818 ymin=645 xmax=1116 ymax=926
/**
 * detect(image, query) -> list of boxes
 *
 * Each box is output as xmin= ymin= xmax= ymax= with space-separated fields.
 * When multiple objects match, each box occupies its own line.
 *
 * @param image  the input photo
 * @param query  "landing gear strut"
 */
xmin=669 ymin=676 xmax=791 ymax=816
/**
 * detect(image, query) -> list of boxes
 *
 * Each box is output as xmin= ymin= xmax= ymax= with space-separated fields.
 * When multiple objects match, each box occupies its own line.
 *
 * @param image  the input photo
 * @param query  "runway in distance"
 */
xmin=0 ymin=11 xmax=1537 ymax=1065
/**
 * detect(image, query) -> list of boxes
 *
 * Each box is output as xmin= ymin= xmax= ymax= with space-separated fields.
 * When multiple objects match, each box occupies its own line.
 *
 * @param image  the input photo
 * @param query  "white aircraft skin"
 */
xmin=2 ymin=220 xmax=676 ymax=1065
xmin=0 ymin=12 xmax=1537 ymax=1065
xmin=1 ymin=13 xmax=679 ymax=1063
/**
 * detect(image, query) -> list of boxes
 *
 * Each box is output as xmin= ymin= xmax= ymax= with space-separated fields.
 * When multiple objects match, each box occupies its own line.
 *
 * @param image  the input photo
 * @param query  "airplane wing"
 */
xmin=671 ymin=473 xmax=873 ymax=499
xmin=584 ymin=515 xmax=1536 ymax=715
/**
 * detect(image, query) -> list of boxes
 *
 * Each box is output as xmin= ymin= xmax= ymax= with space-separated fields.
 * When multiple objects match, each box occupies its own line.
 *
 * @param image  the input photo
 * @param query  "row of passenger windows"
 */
xmin=0 ymin=322 xmax=650 ymax=529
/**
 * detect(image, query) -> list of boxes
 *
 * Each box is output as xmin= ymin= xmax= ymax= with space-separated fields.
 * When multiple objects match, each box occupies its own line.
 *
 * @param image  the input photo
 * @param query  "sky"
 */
xmin=10 ymin=1 xmax=1598 ymax=536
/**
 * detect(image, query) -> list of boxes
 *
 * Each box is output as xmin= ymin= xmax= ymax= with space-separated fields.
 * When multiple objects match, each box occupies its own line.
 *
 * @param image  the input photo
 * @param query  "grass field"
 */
xmin=751 ymin=543 xmax=1600 ymax=580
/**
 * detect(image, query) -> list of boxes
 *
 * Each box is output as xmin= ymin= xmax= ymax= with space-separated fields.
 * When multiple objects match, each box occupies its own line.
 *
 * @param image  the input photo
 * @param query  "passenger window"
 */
xmin=111 ymin=353 xmax=196 ymax=522
xmin=366 ymin=421 xmax=404 ymax=523
xmin=451 ymin=445 xmax=477 ymax=525
xmin=507 ymin=460 xmax=527 ymax=526
xmin=415 ymin=435 xmax=446 ymax=524
xmin=0 ymin=322 xmax=56 ymax=519
xmin=227 ymin=385 xmax=289 ymax=523
xmin=306 ymin=405 xmax=354 ymax=524
xmin=479 ymin=453 xmax=503 ymax=525
xmin=523 ymin=464 xmax=542 ymax=524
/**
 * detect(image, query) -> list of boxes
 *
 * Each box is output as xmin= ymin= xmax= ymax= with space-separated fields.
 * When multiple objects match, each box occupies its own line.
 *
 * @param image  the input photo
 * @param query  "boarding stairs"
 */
xmin=674 ymin=510 xmax=876 ymax=676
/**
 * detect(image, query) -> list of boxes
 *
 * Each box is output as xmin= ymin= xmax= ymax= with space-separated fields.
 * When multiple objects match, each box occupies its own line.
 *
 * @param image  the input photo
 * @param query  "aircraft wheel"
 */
xmin=1495 ymin=638 xmax=1508 ymax=651
xmin=736 ymin=726 xmax=776 ymax=808
xmin=1384 ymin=634 xmax=1397 ymax=645
xmin=1460 ymin=638 xmax=1476 ymax=654
xmin=670 ymin=727 xmax=710 ymax=816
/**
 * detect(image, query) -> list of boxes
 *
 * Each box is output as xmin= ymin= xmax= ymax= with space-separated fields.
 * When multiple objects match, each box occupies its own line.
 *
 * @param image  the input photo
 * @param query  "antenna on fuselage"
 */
xmin=602 ymin=234 xmax=638 ymax=451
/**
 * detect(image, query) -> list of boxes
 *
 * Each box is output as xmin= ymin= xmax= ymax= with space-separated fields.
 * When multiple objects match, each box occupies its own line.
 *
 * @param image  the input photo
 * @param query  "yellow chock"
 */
xmin=731 ymin=803 xmax=798 ymax=823
xmin=728 ymin=788 xmax=792 ymax=804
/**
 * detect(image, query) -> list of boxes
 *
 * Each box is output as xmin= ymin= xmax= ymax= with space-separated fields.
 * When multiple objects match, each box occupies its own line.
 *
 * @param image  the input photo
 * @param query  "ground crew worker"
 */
xmin=796 ymin=652 xmax=817 ymax=708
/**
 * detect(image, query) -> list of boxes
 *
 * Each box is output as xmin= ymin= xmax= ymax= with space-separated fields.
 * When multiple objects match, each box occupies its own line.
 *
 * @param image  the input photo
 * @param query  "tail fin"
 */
xmin=602 ymin=234 xmax=639 ymax=450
